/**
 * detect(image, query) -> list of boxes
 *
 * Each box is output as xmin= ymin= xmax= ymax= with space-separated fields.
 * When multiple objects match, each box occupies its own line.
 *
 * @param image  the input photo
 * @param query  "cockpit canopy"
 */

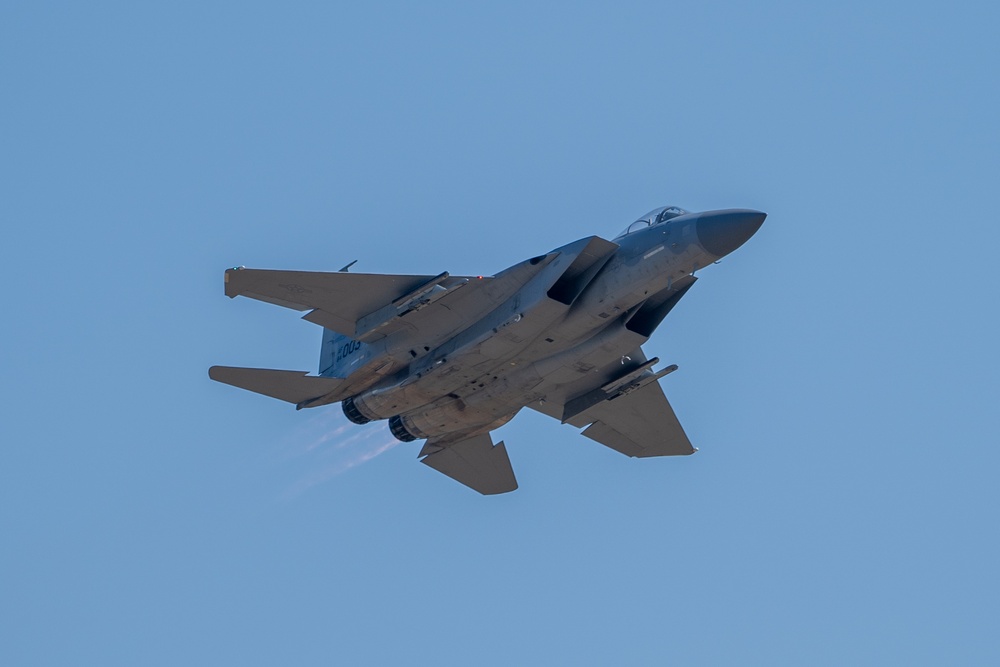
xmin=615 ymin=205 xmax=689 ymax=238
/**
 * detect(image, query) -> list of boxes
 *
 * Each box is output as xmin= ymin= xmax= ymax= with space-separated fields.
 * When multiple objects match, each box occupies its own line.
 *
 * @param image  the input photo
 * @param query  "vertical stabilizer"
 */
xmin=319 ymin=328 xmax=369 ymax=378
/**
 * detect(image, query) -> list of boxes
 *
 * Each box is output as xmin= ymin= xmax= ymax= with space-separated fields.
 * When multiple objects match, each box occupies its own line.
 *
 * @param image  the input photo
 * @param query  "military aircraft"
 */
xmin=210 ymin=206 xmax=765 ymax=494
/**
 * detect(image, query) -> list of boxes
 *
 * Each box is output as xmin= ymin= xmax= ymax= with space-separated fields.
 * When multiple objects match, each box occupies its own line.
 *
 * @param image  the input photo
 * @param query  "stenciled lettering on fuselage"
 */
xmin=336 ymin=340 xmax=364 ymax=363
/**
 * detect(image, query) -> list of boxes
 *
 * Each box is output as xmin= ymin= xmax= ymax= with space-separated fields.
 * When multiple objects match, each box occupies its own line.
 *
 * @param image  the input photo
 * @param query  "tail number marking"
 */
xmin=337 ymin=341 xmax=363 ymax=362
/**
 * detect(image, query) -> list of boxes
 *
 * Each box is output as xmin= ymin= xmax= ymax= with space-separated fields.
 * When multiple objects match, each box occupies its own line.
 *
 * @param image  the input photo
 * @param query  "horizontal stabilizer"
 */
xmin=209 ymin=366 xmax=346 ymax=407
xmin=420 ymin=432 xmax=518 ymax=495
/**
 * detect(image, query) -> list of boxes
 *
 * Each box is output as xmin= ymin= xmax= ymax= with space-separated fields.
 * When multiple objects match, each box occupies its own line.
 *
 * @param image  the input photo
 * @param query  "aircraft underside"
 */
xmin=210 ymin=207 xmax=765 ymax=493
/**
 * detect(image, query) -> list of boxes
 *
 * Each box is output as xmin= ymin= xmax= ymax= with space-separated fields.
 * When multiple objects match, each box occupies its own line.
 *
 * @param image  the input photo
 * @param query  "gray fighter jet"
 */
xmin=210 ymin=206 xmax=765 ymax=494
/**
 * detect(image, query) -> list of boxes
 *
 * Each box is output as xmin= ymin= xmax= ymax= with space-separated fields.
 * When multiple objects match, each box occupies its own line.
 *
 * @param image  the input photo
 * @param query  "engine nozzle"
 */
xmin=388 ymin=415 xmax=418 ymax=442
xmin=342 ymin=396 xmax=372 ymax=424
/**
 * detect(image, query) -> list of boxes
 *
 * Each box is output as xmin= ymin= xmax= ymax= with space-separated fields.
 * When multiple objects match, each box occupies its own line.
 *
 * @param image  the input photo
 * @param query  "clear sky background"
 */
xmin=2 ymin=1 xmax=998 ymax=664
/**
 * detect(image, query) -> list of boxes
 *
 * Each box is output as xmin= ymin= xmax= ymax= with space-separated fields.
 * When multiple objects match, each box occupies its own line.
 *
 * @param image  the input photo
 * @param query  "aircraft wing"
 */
xmin=224 ymin=255 xmax=557 ymax=343
xmin=224 ymin=268 xmax=476 ymax=337
xmin=529 ymin=348 xmax=694 ymax=458
xmin=566 ymin=379 xmax=694 ymax=457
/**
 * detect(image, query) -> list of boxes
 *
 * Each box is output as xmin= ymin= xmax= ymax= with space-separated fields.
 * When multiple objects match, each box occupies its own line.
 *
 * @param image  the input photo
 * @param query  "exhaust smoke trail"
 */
xmin=278 ymin=409 xmax=402 ymax=498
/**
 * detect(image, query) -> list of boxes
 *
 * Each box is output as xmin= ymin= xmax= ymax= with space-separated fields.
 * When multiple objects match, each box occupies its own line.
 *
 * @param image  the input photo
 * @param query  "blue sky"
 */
xmin=2 ymin=1 xmax=998 ymax=664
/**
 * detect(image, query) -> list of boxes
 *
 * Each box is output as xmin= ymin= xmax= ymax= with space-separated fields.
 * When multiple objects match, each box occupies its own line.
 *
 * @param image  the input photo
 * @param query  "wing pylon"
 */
xmin=561 ymin=357 xmax=678 ymax=424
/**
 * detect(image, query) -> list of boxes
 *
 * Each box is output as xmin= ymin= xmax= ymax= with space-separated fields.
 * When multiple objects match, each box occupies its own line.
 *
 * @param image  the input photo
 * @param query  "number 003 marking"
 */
xmin=336 ymin=340 xmax=363 ymax=362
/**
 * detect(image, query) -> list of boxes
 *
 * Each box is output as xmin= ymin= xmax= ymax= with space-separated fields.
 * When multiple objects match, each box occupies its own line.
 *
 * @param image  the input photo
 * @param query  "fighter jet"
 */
xmin=210 ymin=206 xmax=765 ymax=494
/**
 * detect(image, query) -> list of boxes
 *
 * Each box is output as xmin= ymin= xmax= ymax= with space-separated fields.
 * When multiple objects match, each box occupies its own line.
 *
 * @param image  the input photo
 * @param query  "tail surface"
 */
xmin=319 ymin=328 xmax=370 ymax=378
xmin=209 ymin=366 xmax=348 ymax=408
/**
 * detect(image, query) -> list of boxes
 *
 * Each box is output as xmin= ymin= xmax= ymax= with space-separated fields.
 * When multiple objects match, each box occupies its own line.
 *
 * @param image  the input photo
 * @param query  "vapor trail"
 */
xmin=279 ymin=408 xmax=402 ymax=499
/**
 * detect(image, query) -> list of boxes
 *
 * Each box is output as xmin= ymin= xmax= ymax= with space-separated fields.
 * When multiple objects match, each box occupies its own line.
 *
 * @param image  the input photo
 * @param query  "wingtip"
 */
xmin=223 ymin=267 xmax=244 ymax=297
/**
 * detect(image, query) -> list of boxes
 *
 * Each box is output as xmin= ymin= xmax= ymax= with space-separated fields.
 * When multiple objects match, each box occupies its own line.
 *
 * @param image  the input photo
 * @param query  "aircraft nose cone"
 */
xmin=695 ymin=209 xmax=767 ymax=258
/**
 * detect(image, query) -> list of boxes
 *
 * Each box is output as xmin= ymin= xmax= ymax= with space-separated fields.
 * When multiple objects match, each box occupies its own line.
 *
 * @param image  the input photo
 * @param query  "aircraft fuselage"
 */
xmin=344 ymin=209 xmax=764 ymax=443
